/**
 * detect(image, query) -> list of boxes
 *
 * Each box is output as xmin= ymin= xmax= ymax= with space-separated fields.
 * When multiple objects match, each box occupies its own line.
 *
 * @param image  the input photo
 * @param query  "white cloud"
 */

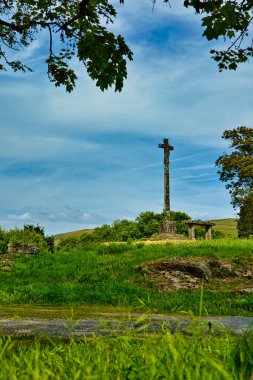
xmin=8 ymin=212 xmax=31 ymax=221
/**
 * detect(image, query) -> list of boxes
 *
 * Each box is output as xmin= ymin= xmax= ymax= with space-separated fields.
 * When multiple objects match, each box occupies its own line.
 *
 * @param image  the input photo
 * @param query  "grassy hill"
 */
xmin=54 ymin=228 xmax=94 ymax=243
xmin=211 ymin=218 xmax=238 ymax=237
xmin=54 ymin=218 xmax=238 ymax=241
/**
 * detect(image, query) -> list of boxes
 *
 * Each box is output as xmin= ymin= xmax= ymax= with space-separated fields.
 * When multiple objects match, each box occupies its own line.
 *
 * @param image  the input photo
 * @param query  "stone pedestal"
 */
xmin=159 ymin=218 xmax=177 ymax=235
xmin=149 ymin=216 xmax=183 ymax=240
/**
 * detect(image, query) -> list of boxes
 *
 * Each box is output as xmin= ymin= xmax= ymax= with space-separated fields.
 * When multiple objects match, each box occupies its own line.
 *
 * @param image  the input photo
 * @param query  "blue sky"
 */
xmin=1 ymin=0 xmax=252 ymax=234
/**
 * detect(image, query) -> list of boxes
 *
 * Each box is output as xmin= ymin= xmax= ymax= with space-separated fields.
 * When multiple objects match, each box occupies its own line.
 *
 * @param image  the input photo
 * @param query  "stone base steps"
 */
xmin=149 ymin=233 xmax=186 ymax=241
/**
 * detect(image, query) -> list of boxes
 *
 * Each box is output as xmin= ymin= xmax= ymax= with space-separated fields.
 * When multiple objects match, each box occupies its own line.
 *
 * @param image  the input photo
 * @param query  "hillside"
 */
xmin=211 ymin=218 xmax=238 ymax=237
xmin=54 ymin=228 xmax=94 ymax=243
xmin=54 ymin=218 xmax=238 ymax=241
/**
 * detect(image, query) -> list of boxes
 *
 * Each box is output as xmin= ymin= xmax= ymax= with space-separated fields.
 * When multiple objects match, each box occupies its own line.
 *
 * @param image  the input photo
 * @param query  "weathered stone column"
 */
xmin=158 ymin=138 xmax=174 ymax=217
xmin=205 ymin=225 xmax=212 ymax=240
xmin=158 ymin=138 xmax=177 ymax=235
xmin=188 ymin=224 xmax=195 ymax=240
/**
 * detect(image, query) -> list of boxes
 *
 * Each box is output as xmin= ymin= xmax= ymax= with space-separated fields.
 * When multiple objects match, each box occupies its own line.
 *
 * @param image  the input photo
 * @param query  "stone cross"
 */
xmin=158 ymin=138 xmax=174 ymax=220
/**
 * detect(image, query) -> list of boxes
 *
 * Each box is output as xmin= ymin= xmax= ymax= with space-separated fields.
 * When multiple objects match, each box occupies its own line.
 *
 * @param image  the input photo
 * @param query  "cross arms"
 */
xmin=158 ymin=138 xmax=174 ymax=151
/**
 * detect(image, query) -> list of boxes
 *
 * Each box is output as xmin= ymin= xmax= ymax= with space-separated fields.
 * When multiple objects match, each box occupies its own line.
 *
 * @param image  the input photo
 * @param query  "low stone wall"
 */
xmin=8 ymin=243 xmax=39 ymax=255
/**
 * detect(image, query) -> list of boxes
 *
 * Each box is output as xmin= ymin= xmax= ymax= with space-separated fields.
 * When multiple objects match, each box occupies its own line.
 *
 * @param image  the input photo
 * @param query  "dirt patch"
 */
xmin=139 ymin=257 xmax=253 ymax=292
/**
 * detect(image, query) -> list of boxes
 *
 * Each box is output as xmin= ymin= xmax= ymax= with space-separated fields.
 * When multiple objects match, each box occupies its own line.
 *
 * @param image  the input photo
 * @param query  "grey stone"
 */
xmin=158 ymin=138 xmax=179 ymax=237
xmin=8 ymin=243 xmax=39 ymax=255
xmin=182 ymin=220 xmax=216 ymax=240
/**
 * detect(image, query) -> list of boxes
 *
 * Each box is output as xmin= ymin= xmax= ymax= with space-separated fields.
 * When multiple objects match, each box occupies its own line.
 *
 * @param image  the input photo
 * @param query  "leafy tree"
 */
xmin=135 ymin=211 xmax=163 ymax=237
xmin=237 ymin=194 xmax=253 ymax=238
xmin=2 ymin=1 xmax=253 ymax=92
xmin=216 ymin=127 xmax=253 ymax=238
xmin=170 ymin=210 xmax=190 ymax=236
xmin=161 ymin=0 xmax=253 ymax=71
xmin=0 ymin=0 xmax=132 ymax=92
xmin=24 ymin=224 xmax=45 ymax=236
xmin=216 ymin=127 xmax=253 ymax=209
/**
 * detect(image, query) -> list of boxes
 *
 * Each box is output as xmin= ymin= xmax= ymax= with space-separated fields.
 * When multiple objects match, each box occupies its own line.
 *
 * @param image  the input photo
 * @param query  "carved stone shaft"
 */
xmin=158 ymin=138 xmax=174 ymax=218
xmin=158 ymin=137 xmax=176 ymax=235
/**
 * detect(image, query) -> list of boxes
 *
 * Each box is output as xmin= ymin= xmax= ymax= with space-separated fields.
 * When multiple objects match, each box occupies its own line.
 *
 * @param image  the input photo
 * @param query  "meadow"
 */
xmin=0 ymin=239 xmax=252 ymax=316
xmin=0 ymin=238 xmax=253 ymax=379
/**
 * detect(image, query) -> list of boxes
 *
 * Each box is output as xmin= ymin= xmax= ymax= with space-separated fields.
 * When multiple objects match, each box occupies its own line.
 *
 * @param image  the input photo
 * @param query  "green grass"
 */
xmin=0 ymin=239 xmax=252 ymax=316
xmin=0 ymin=329 xmax=252 ymax=379
xmin=211 ymin=218 xmax=238 ymax=237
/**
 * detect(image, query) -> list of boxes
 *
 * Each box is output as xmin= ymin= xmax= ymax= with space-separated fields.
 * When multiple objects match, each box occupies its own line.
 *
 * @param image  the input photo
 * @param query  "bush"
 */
xmin=170 ymin=211 xmax=191 ymax=236
xmin=93 ymin=224 xmax=117 ymax=242
xmin=135 ymin=211 xmax=163 ymax=237
xmin=0 ymin=224 xmax=54 ymax=254
xmin=78 ymin=233 xmax=96 ymax=244
xmin=0 ymin=228 xmax=9 ymax=254
xmin=24 ymin=224 xmax=55 ymax=252
xmin=44 ymin=236 xmax=55 ymax=252
xmin=212 ymin=229 xmax=224 ymax=239
xmin=56 ymin=236 xmax=80 ymax=252
xmin=8 ymin=228 xmax=49 ymax=252
xmin=112 ymin=219 xmax=142 ymax=241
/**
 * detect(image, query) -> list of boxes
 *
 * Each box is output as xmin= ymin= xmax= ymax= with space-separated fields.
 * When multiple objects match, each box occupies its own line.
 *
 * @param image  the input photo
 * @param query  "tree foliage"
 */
xmin=180 ymin=0 xmax=253 ymax=71
xmin=0 ymin=0 xmax=132 ymax=92
xmin=216 ymin=126 xmax=253 ymax=209
xmin=2 ymin=1 xmax=253 ymax=91
xmin=237 ymin=194 xmax=253 ymax=238
xmin=157 ymin=0 xmax=253 ymax=71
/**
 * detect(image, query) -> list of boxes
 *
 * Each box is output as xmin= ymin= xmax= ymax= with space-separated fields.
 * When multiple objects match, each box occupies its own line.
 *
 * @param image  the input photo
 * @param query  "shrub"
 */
xmin=78 ymin=233 xmax=96 ymax=244
xmin=93 ymin=224 xmax=117 ymax=242
xmin=212 ymin=229 xmax=224 ymax=239
xmin=0 ymin=225 xmax=52 ymax=254
xmin=135 ymin=211 xmax=163 ymax=237
xmin=0 ymin=228 xmax=9 ymax=254
xmin=24 ymin=224 xmax=55 ymax=252
xmin=170 ymin=211 xmax=191 ymax=236
xmin=8 ymin=228 xmax=48 ymax=252
xmin=112 ymin=219 xmax=142 ymax=241
xmin=44 ymin=236 xmax=55 ymax=252
xmin=56 ymin=236 xmax=80 ymax=252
